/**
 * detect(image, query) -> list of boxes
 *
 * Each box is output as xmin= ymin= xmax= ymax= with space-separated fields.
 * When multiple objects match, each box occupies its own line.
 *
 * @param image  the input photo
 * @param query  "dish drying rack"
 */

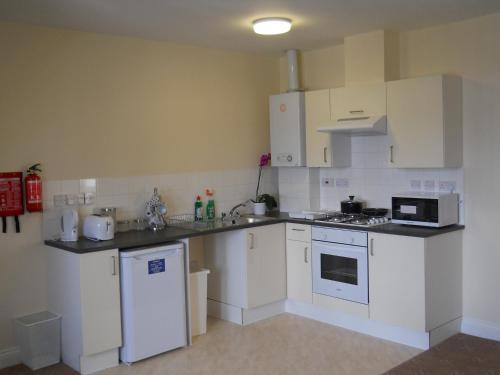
xmin=166 ymin=214 xmax=196 ymax=225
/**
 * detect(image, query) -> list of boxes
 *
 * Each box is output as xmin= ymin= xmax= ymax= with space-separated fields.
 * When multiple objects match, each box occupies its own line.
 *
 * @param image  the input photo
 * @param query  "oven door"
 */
xmin=312 ymin=241 xmax=368 ymax=304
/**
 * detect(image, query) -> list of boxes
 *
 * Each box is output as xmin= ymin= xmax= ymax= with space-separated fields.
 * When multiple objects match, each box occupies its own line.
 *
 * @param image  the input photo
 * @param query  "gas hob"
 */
xmin=314 ymin=212 xmax=390 ymax=227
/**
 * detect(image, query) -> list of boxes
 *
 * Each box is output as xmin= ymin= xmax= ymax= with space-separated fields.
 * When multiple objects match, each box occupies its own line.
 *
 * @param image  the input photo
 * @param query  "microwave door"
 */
xmin=392 ymin=197 xmax=439 ymax=224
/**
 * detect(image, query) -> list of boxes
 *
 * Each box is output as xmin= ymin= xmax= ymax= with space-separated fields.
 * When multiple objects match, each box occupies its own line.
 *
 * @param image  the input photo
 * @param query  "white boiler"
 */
xmin=269 ymin=91 xmax=306 ymax=167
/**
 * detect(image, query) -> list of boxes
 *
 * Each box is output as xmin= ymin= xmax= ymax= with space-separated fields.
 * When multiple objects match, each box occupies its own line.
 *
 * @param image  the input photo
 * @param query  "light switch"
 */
xmin=321 ymin=177 xmax=334 ymax=187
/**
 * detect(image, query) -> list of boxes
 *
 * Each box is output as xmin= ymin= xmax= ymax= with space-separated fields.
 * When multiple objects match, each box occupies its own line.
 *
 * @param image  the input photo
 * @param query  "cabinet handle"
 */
xmin=111 ymin=255 xmax=118 ymax=275
xmin=390 ymin=145 xmax=394 ymax=163
xmin=304 ymin=247 xmax=308 ymax=263
xmin=349 ymin=110 xmax=364 ymax=114
xmin=292 ymin=228 xmax=305 ymax=232
xmin=323 ymin=147 xmax=327 ymax=163
xmin=370 ymin=238 xmax=374 ymax=256
xmin=249 ymin=233 xmax=255 ymax=250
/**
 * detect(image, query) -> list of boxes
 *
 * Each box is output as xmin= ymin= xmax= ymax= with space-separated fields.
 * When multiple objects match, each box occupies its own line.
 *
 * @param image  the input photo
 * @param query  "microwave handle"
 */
xmin=370 ymin=238 xmax=374 ymax=256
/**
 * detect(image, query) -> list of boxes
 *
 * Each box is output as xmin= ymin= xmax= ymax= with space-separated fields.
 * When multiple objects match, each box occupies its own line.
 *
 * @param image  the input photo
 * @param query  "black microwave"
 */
xmin=391 ymin=193 xmax=459 ymax=227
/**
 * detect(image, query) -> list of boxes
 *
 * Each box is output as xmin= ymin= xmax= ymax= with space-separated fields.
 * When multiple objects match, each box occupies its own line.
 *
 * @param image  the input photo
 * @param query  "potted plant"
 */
xmin=252 ymin=153 xmax=277 ymax=215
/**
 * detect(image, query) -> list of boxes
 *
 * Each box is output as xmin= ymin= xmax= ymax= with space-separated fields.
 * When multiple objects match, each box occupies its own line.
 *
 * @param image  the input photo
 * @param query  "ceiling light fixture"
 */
xmin=252 ymin=17 xmax=292 ymax=35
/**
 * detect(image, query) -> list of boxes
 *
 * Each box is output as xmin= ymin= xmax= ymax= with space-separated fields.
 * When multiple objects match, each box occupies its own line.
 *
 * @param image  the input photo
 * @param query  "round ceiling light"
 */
xmin=252 ymin=17 xmax=292 ymax=35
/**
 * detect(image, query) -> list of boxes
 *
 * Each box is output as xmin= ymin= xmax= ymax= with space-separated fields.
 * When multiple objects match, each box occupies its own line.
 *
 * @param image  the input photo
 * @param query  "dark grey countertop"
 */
xmin=45 ymin=212 xmax=464 ymax=254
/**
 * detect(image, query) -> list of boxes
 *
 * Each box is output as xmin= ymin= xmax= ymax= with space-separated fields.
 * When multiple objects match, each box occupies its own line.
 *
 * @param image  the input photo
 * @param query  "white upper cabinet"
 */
xmin=305 ymin=89 xmax=351 ymax=167
xmin=387 ymin=75 xmax=463 ymax=168
xmin=332 ymin=82 xmax=387 ymax=119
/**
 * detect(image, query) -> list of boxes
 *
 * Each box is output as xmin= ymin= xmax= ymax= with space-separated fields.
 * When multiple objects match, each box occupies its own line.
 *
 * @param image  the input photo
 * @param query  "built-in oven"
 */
xmin=312 ymin=226 xmax=368 ymax=304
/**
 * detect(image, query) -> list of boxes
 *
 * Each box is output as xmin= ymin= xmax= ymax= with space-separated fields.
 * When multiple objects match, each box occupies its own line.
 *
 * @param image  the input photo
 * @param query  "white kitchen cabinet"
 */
xmin=368 ymin=231 xmax=462 ymax=333
xmin=305 ymin=89 xmax=350 ymax=167
xmin=387 ymin=75 xmax=462 ymax=168
xmin=205 ymin=223 xmax=286 ymax=310
xmin=47 ymin=247 xmax=122 ymax=374
xmin=286 ymin=223 xmax=312 ymax=303
xmin=332 ymin=82 xmax=386 ymax=120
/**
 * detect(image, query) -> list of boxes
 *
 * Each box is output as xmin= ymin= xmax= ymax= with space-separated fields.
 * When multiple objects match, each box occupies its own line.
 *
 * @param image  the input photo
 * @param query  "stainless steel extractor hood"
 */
xmin=317 ymin=115 xmax=387 ymax=136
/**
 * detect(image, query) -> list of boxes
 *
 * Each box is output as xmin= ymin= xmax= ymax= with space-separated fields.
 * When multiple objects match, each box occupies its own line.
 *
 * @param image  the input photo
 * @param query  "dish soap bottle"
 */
xmin=205 ymin=189 xmax=215 ymax=221
xmin=194 ymin=195 xmax=203 ymax=221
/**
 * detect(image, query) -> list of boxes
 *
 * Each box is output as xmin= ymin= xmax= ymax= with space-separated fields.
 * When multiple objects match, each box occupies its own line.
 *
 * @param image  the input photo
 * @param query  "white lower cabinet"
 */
xmin=368 ymin=232 xmax=462 ymax=332
xmin=286 ymin=240 xmax=312 ymax=303
xmin=286 ymin=223 xmax=312 ymax=304
xmin=47 ymin=247 xmax=122 ymax=375
xmin=204 ymin=224 xmax=286 ymax=318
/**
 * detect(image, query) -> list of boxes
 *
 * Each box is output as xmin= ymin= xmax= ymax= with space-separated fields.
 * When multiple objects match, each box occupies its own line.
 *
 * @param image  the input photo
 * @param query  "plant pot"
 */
xmin=253 ymin=202 xmax=266 ymax=215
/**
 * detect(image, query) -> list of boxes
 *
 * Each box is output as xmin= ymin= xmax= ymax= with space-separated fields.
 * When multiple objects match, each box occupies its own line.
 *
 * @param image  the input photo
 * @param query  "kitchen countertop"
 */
xmin=45 ymin=212 xmax=464 ymax=254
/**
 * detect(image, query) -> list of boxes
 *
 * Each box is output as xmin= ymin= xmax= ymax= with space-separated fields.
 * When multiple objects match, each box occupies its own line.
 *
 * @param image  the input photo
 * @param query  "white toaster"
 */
xmin=83 ymin=215 xmax=115 ymax=241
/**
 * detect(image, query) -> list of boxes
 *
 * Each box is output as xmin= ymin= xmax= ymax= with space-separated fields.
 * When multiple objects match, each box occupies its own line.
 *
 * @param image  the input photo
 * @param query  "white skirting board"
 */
xmin=461 ymin=318 xmax=500 ymax=342
xmin=0 ymin=347 xmax=20 ymax=370
xmin=285 ymin=300 xmax=431 ymax=350
xmin=207 ymin=299 xmax=286 ymax=326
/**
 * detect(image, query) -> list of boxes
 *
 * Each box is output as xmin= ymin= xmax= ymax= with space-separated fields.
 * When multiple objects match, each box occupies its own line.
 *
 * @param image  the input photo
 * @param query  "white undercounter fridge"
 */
xmin=119 ymin=242 xmax=187 ymax=363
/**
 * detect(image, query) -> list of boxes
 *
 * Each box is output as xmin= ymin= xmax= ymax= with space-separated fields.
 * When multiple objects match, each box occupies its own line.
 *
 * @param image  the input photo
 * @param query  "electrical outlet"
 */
xmin=78 ymin=193 xmax=85 ymax=205
xmin=84 ymin=192 xmax=95 ymax=205
xmin=439 ymin=181 xmax=456 ymax=192
xmin=410 ymin=180 xmax=421 ymax=190
xmin=423 ymin=180 xmax=435 ymax=191
xmin=53 ymin=194 xmax=66 ymax=207
xmin=335 ymin=178 xmax=349 ymax=188
xmin=66 ymin=194 xmax=78 ymax=206
xmin=321 ymin=177 xmax=334 ymax=187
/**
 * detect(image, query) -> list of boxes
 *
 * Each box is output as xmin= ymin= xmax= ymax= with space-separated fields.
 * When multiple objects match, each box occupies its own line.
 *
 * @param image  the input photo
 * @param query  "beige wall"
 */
xmin=0 ymin=23 xmax=280 ymax=180
xmin=280 ymin=13 xmax=500 ymax=326
xmin=279 ymin=45 xmax=345 ymax=92
xmin=399 ymin=13 xmax=500 ymax=325
xmin=0 ymin=22 xmax=279 ymax=352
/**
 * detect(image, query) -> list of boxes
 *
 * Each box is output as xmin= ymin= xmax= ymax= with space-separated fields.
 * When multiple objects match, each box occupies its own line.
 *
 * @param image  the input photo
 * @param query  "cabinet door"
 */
xmin=80 ymin=249 xmax=122 ymax=355
xmin=306 ymin=89 xmax=332 ymax=167
xmin=387 ymin=75 xmax=444 ymax=168
xmin=368 ymin=233 xmax=426 ymax=331
xmin=286 ymin=240 xmax=312 ymax=303
xmin=246 ymin=224 xmax=286 ymax=308
xmin=332 ymin=83 xmax=386 ymax=119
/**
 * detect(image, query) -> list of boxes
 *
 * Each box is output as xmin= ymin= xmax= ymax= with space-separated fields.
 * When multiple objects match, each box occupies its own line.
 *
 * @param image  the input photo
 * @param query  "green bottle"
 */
xmin=194 ymin=196 xmax=203 ymax=221
xmin=206 ymin=199 xmax=215 ymax=221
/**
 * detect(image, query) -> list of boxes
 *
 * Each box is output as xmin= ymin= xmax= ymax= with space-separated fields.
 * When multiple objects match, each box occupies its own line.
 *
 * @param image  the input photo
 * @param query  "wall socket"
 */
xmin=335 ymin=178 xmax=349 ymax=188
xmin=410 ymin=180 xmax=422 ymax=190
xmin=423 ymin=180 xmax=435 ymax=191
xmin=321 ymin=177 xmax=334 ymax=187
xmin=439 ymin=181 xmax=456 ymax=192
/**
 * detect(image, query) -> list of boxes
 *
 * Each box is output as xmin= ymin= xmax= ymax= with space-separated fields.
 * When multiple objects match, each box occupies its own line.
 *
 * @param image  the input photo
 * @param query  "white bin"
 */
xmin=189 ymin=268 xmax=210 ymax=336
xmin=15 ymin=311 xmax=61 ymax=370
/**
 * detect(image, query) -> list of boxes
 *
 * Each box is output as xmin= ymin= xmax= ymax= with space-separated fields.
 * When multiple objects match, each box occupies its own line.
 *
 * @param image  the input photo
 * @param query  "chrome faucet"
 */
xmin=229 ymin=201 xmax=248 ymax=218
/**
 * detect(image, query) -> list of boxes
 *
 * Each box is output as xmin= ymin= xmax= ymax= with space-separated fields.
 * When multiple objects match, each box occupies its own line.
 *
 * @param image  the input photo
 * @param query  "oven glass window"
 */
xmin=320 ymin=254 xmax=358 ymax=285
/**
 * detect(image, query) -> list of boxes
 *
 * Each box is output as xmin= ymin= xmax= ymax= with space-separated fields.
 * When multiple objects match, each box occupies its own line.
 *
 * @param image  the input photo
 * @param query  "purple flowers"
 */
xmin=259 ymin=153 xmax=271 ymax=167
xmin=256 ymin=153 xmax=271 ymax=201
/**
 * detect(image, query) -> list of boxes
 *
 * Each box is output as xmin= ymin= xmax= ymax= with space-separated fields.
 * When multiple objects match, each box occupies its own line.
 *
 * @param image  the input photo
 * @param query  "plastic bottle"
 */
xmin=194 ymin=196 xmax=203 ymax=221
xmin=206 ymin=189 xmax=215 ymax=221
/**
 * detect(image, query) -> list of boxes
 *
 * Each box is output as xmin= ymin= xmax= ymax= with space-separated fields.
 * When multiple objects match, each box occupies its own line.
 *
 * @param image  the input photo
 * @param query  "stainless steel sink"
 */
xmin=226 ymin=216 xmax=267 ymax=225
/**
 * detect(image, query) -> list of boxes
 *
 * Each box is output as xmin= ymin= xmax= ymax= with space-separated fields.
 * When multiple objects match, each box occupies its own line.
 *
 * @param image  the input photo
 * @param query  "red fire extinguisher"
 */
xmin=25 ymin=164 xmax=43 ymax=212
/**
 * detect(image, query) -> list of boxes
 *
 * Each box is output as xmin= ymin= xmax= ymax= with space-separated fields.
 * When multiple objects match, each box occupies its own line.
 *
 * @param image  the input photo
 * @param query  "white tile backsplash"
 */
xmin=278 ymin=135 xmax=465 ymax=223
xmin=42 ymin=167 xmax=278 ymax=240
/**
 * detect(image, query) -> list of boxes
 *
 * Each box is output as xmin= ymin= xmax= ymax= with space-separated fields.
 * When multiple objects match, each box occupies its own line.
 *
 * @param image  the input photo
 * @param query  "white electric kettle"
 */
xmin=60 ymin=208 xmax=79 ymax=242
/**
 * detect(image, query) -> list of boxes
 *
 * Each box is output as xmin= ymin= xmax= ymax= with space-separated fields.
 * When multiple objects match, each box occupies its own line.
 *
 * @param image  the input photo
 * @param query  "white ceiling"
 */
xmin=1 ymin=0 xmax=500 ymax=54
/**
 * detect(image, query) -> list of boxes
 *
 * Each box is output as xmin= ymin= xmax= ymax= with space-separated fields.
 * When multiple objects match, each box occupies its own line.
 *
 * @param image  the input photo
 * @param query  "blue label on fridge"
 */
xmin=148 ymin=259 xmax=165 ymax=274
